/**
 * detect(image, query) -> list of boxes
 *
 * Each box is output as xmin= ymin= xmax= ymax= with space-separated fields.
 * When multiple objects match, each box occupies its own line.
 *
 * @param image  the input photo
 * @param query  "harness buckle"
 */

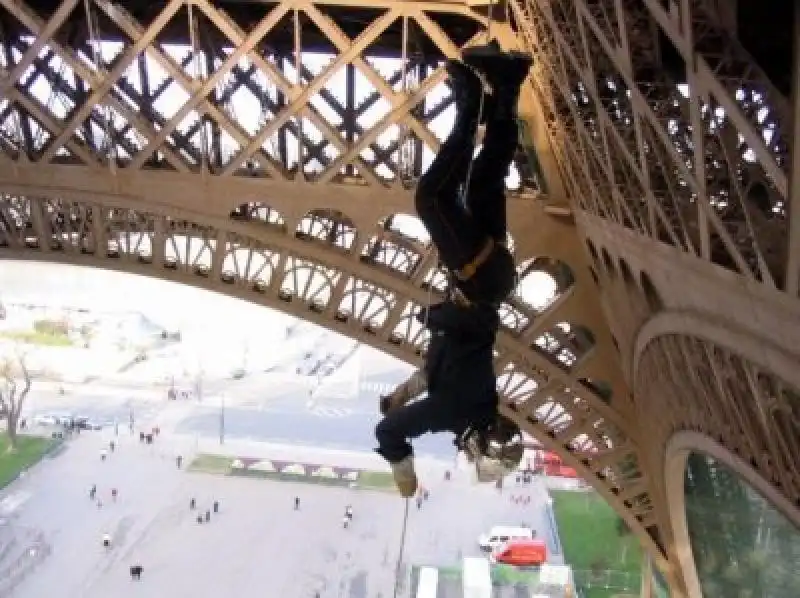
xmin=454 ymin=237 xmax=495 ymax=282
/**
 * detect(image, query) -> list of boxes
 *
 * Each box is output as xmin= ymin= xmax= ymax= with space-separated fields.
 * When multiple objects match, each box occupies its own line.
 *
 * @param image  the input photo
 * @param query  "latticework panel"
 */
xmin=510 ymin=0 xmax=795 ymax=291
xmin=637 ymin=333 xmax=800 ymax=512
xmin=0 ymin=0 xmax=542 ymax=190
xmin=0 ymin=0 xmax=675 ymax=575
xmin=0 ymin=189 xmax=661 ymax=554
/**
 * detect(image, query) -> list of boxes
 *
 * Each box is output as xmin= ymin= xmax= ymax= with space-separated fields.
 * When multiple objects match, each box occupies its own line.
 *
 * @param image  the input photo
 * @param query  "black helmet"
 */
xmin=458 ymin=414 xmax=524 ymax=482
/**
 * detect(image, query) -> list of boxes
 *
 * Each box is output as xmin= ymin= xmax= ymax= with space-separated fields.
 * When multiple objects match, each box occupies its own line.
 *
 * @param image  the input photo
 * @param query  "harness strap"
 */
xmin=454 ymin=237 xmax=495 ymax=282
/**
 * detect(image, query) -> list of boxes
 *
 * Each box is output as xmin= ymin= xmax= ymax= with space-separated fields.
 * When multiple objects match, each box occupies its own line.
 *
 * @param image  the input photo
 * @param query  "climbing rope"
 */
xmin=458 ymin=91 xmax=486 ymax=209
xmin=485 ymin=0 xmax=496 ymax=42
xmin=458 ymin=0 xmax=497 ymax=209
xmin=391 ymin=497 xmax=411 ymax=598
xmin=390 ymin=12 xmax=499 ymax=596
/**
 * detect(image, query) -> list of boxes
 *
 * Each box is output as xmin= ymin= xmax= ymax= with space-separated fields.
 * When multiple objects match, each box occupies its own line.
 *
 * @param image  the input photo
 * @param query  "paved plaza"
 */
xmin=0 ymin=428 xmax=555 ymax=598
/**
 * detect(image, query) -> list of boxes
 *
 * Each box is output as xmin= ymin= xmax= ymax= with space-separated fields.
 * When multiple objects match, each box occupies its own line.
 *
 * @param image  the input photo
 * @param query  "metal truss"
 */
xmin=638 ymin=333 xmax=800 ymax=511
xmin=0 ymin=190 xmax=654 ymax=540
xmin=0 ymin=0 xmax=525 ymax=187
xmin=510 ymin=0 xmax=794 ymax=292
xmin=0 ymin=0 xmax=671 ymax=575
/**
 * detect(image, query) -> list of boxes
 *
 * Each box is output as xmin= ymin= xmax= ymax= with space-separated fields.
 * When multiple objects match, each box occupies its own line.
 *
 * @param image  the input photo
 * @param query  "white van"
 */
xmin=477 ymin=526 xmax=534 ymax=552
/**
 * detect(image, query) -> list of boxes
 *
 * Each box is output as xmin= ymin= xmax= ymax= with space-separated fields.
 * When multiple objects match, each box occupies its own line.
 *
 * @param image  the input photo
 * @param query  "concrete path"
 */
xmin=0 ymin=430 xmax=557 ymax=598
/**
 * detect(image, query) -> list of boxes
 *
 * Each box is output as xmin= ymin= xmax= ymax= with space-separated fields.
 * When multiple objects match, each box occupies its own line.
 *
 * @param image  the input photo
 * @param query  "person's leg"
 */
xmin=463 ymin=48 xmax=533 ymax=244
xmin=414 ymin=61 xmax=486 ymax=272
xmin=375 ymin=399 xmax=444 ymax=462
xmin=375 ymin=398 xmax=449 ymax=497
xmin=463 ymin=117 xmax=519 ymax=244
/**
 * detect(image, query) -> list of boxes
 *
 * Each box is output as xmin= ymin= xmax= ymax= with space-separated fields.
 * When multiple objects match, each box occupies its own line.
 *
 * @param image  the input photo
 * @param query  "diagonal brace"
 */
xmin=41 ymin=0 xmax=185 ymax=163
xmin=221 ymin=7 xmax=399 ymax=176
xmin=130 ymin=1 xmax=293 ymax=170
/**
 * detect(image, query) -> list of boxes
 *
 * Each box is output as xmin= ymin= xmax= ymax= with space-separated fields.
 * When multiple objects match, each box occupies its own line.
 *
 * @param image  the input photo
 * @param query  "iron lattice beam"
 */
xmin=512 ymin=0 xmax=790 ymax=289
xmin=0 ymin=0 xmax=669 ymax=583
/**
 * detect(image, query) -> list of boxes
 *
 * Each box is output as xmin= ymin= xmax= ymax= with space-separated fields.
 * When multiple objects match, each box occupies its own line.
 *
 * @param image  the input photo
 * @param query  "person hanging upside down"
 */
xmin=374 ymin=42 xmax=532 ymax=497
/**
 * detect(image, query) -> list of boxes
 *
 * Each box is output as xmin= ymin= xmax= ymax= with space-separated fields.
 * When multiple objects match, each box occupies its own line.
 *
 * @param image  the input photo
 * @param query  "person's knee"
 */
xmin=375 ymin=417 xmax=412 ymax=463
xmin=375 ymin=416 xmax=397 ymax=446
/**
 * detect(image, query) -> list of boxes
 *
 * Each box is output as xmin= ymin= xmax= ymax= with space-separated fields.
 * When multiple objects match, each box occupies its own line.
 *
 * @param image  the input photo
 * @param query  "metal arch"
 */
xmin=338 ymin=277 xmax=398 ymax=327
xmin=638 ymin=334 xmax=800 ymax=527
xmin=295 ymin=208 xmax=358 ymax=252
xmin=361 ymin=233 xmax=422 ymax=277
xmin=0 ymin=0 xmax=669 ymax=578
xmin=634 ymin=309 xmax=800 ymax=512
xmin=280 ymin=258 xmax=341 ymax=305
xmin=0 ymin=189 xmax=665 ymax=557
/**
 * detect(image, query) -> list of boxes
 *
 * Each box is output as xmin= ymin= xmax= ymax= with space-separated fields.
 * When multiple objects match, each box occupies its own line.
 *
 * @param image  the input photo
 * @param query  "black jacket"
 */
xmin=415 ymin=300 xmax=499 ymax=433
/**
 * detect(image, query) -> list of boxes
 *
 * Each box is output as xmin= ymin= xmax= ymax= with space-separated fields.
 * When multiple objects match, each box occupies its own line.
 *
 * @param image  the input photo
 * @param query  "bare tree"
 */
xmin=0 ymin=352 xmax=31 ymax=450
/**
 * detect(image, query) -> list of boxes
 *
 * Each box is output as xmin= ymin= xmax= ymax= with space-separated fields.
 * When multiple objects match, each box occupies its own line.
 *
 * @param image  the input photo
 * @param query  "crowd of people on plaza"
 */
xmin=84 ymin=424 xmax=224 ymax=583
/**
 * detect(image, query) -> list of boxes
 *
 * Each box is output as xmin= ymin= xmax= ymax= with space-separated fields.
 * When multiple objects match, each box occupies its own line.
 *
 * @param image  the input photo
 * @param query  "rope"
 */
xmin=458 ymin=90 xmax=486 ymax=209
xmin=458 ymin=0 xmax=496 ymax=212
xmin=389 ymin=12 xmax=497 ymax=596
xmin=391 ymin=497 xmax=411 ymax=598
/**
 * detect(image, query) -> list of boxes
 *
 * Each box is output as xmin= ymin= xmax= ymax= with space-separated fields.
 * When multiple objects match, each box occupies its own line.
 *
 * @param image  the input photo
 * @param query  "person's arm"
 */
xmin=380 ymin=368 xmax=428 ymax=414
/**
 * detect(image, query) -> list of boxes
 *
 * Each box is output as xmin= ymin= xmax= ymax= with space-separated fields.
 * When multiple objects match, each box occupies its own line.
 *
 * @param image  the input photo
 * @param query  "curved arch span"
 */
xmin=664 ymin=432 xmax=800 ymax=598
xmin=0 ymin=194 xmax=660 ymax=560
xmin=633 ymin=309 xmax=800 ymax=394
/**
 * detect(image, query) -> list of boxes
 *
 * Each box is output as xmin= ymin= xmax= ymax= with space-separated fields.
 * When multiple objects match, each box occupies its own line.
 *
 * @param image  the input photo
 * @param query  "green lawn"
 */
xmin=551 ymin=490 xmax=642 ymax=598
xmin=0 ymin=330 xmax=72 ymax=346
xmin=0 ymin=433 xmax=55 ymax=489
xmin=357 ymin=470 xmax=395 ymax=491
xmin=189 ymin=453 xmax=398 ymax=493
xmin=188 ymin=453 xmax=233 ymax=475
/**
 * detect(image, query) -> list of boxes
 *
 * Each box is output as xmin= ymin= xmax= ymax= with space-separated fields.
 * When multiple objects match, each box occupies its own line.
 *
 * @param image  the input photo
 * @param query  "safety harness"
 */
xmin=453 ymin=237 xmax=496 ymax=282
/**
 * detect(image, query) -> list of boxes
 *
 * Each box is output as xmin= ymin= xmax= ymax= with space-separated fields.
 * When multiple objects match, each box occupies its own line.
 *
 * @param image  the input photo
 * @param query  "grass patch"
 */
xmin=0 ymin=330 xmax=72 ymax=347
xmin=188 ymin=454 xmax=233 ymax=475
xmin=491 ymin=564 xmax=541 ymax=585
xmin=357 ymin=470 xmax=395 ymax=490
xmin=551 ymin=490 xmax=642 ymax=598
xmin=0 ymin=434 xmax=55 ymax=489
xmin=230 ymin=468 xmax=353 ymax=488
xmin=189 ymin=454 xmax=396 ymax=494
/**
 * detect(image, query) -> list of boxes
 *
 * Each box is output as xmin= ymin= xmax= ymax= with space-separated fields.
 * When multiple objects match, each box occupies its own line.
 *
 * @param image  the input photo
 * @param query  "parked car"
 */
xmin=490 ymin=539 xmax=548 ymax=567
xmin=74 ymin=417 xmax=104 ymax=431
xmin=33 ymin=414 xmax=60 ymax=427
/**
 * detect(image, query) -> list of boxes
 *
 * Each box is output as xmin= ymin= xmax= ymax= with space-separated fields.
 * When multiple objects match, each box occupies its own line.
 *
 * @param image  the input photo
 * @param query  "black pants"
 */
xmin=375 ymin=396 xmax=494 ymax=463
xmin=415 ymin=108 xmax=518 ymax=301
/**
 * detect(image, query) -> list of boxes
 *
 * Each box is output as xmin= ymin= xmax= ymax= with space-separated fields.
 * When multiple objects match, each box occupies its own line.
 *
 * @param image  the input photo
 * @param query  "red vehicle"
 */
xmin=491 ymin=539 xmax=548 ymax=566
xmin=534 ymin=451 xmax=580 ymax=479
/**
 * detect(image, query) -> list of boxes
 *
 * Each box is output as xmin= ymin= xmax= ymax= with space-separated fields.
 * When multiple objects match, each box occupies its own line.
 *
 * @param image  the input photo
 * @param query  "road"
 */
xmin=24 ymin=372 xmax=457 ymax=460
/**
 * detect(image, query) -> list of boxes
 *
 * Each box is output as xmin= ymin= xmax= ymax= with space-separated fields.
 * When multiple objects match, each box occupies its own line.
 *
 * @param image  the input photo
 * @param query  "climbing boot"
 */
xmin=462 ymin=43 xmax=532 ymax=90
xmin=463 ymin=46 xmax=533 ymax=121
xmin=460 ymin=39 xmax=503 ymax=74
xmin=390 ymin=456 xmax=419 ymax=498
